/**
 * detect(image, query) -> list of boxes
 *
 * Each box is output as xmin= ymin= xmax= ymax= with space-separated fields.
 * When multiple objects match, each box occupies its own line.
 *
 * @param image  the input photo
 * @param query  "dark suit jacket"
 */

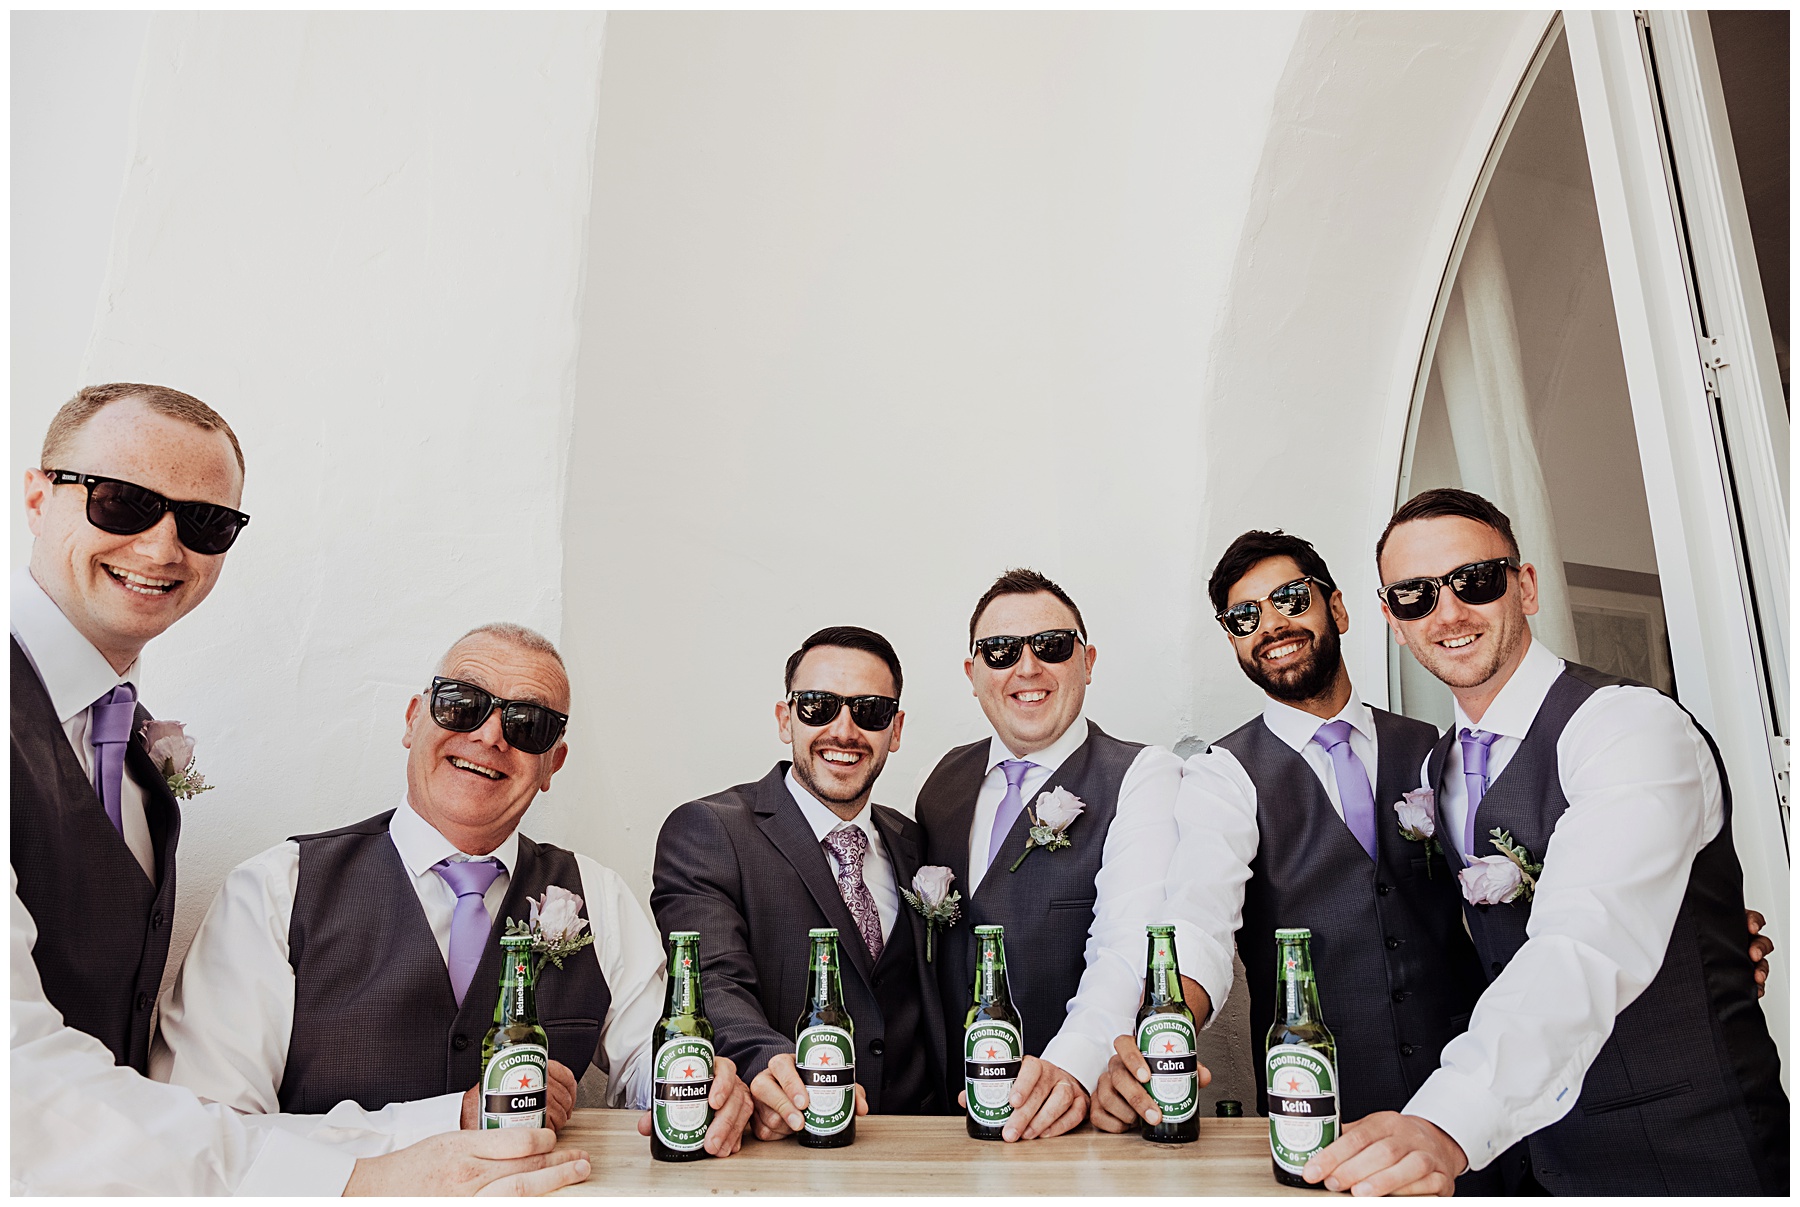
xmin=650 ymin=762 xmax=947 ymax=1113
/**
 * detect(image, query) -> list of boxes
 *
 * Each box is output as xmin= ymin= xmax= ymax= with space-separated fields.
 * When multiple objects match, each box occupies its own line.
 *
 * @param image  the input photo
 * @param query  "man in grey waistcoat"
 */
xmin=916 ymin=569 xmax=1183 ymax=1142
xmin=1309 ymin=488 xmax=1787 ymax=1196
xmin=1090 ymin=529 xmax=1507 ymax=1193
xmin=158 ymin=623 xmax=752 ymax=1158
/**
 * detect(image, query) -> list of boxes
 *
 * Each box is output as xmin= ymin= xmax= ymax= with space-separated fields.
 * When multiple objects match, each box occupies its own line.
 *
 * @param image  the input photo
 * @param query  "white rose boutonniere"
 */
xmin=504 ymin=884 xmax=596 ymax=969
xmin=1394 ymin=787 xmax=1441 ymax=875
xmin=1009 ymin=786 xmax=1085 ymax=872
xmin=1458 ymin=828 xmax=1543 ymax=906
xmin=899 ymin=865 xmax=962 ymax=962
xmin=139 ymin=720 xmax=213 ymax=800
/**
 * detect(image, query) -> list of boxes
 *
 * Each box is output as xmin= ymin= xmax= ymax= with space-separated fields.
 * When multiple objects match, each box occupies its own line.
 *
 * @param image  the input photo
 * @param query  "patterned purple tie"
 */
xmin=985 ymin=759 xmax=1036 ymax=874
xmin=821 ymin=826 xmax=884 ymax=962
xmin=1312 ymin=720 xmax=1377 ymax=861
xmin=433 ymin=857 xmax=504 ymax=1005
xmin=1459 ymin=728 xmax=1501 ymax=864
xmin=89 ymin=684 xmax=138 ymax=835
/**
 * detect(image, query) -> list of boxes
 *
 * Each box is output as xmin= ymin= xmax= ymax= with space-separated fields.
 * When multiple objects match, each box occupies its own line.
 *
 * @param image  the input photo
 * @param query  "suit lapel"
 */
xmin=872 ymin=803 xmax=948 ymax=1086
xmin=126 ymin=705 xmax=181 ymax=888
xmin=974 ymin=731 xmax=1097 ymax=901
xmin=753 ymin=765 xmax=876 ymax=987
xmin=872 ymin=806 xmax=924 ymax=948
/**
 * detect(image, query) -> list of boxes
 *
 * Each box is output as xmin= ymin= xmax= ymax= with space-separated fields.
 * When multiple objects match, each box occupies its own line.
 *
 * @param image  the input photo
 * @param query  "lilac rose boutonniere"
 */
xmin=504 ymin=884 xmax=596 ymax=969
xmin=1458 ymin=828 xmax=1543 ymax=906
xmin=899 ymin=865 xmax=962 ymax=962
xmin=140 ymin=720 xmax=213 ymax=800
xmin=1009 ymin=786 xmax=1084 ymax=872
xmin=1394 ymin=787 xmax=1441 ymax=875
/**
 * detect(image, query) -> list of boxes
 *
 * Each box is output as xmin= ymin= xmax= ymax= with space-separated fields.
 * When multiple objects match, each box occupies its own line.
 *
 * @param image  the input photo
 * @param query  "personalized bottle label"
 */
xmin=1266 ymin=1044 xmax=1339 ymax=1172
xmin=796 ymin=1025 xmax=856 ymax=1135
xmin=481 ymin=1043 xmax=549 ymax=1129
xmin=652 ymin=1036 xmax=715 ymax=1152
xmin=1137 ymin=1015 xmax=1199 ymax=1123
xmin=963 ymin=1020 xmax=1023 ymax=1127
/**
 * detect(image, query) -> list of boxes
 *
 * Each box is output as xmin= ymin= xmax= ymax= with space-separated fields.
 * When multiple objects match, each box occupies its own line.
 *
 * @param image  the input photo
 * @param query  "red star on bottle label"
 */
xmin=1285 ymin=1076 xmax=1301 ymax=1092
xmin=682 ymin=1064 xmax=697 ymax=1078
xmin=985 ymin=1046 xmax=998 ymax=1059
xmin=1163 ymin=1040 xmax=1176 ymax=1053
xmin=819 ymin=1052 xmax=832 ymax=1065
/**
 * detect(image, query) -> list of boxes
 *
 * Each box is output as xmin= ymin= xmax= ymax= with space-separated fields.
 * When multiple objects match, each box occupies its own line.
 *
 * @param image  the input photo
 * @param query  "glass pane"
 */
xmin=1396 ymin=31 xmax=1675 ymax=727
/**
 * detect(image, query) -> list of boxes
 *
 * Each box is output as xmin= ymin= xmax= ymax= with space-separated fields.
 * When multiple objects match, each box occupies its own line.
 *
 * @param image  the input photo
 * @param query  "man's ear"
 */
xmin=22 ymin=467 xmax=51 ymax=537
xmin=1516 ymin=561 xmax=1540 ymax=617
xmin=775 ymin=699 xmax=794 ymax=747
xmin=1330 ymin=590 xmax=1350 ymax=635
xmin=403 ymin=694 xmax=422 ymax=749
xmin=1083 ymin=642 xmax=1097 ymax=684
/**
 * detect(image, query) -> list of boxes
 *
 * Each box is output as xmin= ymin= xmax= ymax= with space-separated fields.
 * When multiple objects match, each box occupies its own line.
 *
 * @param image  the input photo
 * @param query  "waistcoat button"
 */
xmin=453 ymin=1034 xmax=469 ymax=1051
xmin=1400 ymin=1043 xmax=1416 ymax=1057
xmin=1386 ymin=936 xmax=1401 ymax=950
xmin=870 ymin=1039 xmax=885 ymax=1057
xmin=135 ymin=991 xmax=150 ymax=1011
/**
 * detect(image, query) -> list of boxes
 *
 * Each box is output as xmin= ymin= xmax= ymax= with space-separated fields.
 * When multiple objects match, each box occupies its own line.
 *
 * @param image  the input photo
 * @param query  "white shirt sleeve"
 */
xmin=11 ymin=872 xmax=356 ymax=1195
xmin=1163 ymin=747 xmax=1261 ymax=1025
xmin=155 ymin=841 xmax=462 ymax=1146
xmin=1039 ymin=744 xmax=1185 ymax=1091
xmin=1405 ymin=685 xmax=1725 ymax=1169
xmin=577 ymin=854 xmax=666 ymax=1109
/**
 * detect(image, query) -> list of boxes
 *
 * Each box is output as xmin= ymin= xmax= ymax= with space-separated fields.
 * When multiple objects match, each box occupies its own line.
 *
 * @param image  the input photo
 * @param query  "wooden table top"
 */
xmin=552 ymin=1110 xmax=1320 ymax=1196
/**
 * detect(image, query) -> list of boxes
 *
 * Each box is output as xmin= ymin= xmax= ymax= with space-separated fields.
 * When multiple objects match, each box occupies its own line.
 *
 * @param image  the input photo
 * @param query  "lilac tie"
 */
xmin=821 ymin=826 xmax=884 ymax=963
xmin=986 ymin=759 xmax=1036 ymax=874
xmin=89 ymin=684 xmax=138 ymax=835
xmin=433 ymin=858 xmax=504 ymax=1005
xmin=1459 ymin=728 xmax=1501 ymax=863
xmin=1312 ymin=720 xmax=1377 ymax=861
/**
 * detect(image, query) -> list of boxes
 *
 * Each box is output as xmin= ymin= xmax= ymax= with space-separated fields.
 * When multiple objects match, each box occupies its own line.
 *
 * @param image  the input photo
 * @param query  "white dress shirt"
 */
xmin=785 ymin=770 xmax=898 ymax=941
xmin=1164 ymin=691 xmax=1385 ymax=1024
xmin=1404 ymin=638 xmax=1725 ymax=1170
xmin=155 ymin=797 xmax=666 ymax=1122
xmin=12 ymin=871 xmax=378 ymax=1195
xmin=10 ymin=566 xmax=156 ymax=877
xmin=960 ymin=716 xmax=1184 ymax=1092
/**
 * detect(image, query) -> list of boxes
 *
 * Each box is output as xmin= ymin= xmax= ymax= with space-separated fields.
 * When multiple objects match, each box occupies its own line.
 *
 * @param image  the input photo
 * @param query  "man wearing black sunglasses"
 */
xmin=1090 ymin=529 xmax=1504 ymax=1190
xmin=158 ymin=623 xmax=753 ymax=1160
xmin=1307 ymin=488 xmax=1786 ymax=1196
xmin=652 ymin=626 xmax=949 ymax=1140
xmin=916 ymin=569 xmax=1183 ymax=1143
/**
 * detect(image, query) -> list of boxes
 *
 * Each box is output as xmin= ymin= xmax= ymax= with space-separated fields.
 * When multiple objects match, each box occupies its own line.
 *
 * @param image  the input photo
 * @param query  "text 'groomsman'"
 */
xmin=917 ymin=569 xmax=1182 ymax=1141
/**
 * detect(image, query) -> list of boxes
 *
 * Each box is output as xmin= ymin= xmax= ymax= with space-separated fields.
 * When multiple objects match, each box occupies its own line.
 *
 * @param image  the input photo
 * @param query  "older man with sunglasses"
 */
xmin=652 ymin=626 xmax=949 ymax=1140
xmin=156 ymin=622 xmax=752 ymax=1158
xmin=916 ymin=569 xmax=1183 ymax=1142
xmin=1305 ymin=488 xmax=1787 ymax=1197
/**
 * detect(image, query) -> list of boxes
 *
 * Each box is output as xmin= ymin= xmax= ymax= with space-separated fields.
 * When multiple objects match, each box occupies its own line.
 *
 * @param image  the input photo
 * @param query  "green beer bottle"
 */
xmin=480 ymin=933 xmax=551 ymax=1129
xmin=1136 ymin=924 xmax=1199 ymax=1144
xmin=794 ymin=928 xmax=856 ymax=1147
xmin=651 ymin=931 xmax=714 ymax=1162
xmin=1265 ymin=927 xmax=1339 ymax=1186
xmin=963 ymin=924 xmax=1023 ymax=1140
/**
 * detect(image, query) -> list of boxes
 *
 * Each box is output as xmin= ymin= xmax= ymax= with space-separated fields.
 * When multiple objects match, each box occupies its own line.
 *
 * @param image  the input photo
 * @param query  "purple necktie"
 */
xmin=985 ymin=759 xmax=1036 ymax=874
xmin=89 ymin=684 xmax=138 ymax=835
xmin=821 ymin=826 xmax=884 ymax=963
xmin=1459 ymin=728 xmax=1501 ymax=864
xmin=433 ymin=857 xmax=504 ymax=1005
xmin=1312 ymin=720 xmax=1377 ymax=861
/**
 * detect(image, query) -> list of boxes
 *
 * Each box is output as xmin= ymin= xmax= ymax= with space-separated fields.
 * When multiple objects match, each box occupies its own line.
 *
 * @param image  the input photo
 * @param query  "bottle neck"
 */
xmin=1145 ymin=932 xmax=1182 ymax=1006
xmin=666 ymin=941 xmax=703 ymax=1017
xmin=972 ymin=935 xmax=1009 ymax=1004
xmin=808 ymin=940 xmax=842 ymax=1009
xmin=1275 ymin=941 xmax=1322 ymax=1023
xmin=496 ymin=945 xmax=537 ymax=1025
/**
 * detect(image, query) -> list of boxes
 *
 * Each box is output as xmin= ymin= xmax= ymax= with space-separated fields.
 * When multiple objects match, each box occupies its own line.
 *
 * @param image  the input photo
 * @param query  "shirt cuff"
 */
xmin=1403 ymin=1067 xmax=1511 ymax=1173
xmin=1039 ymin=1032 xmax=1109 ymax=1094
xmin=1170 ymin=919 xmax=1232 ymax=1027
xmin=233 ymin=1129 xmax=358 ymax=1196
xmin=364 ymin=1092 xmax=464 ymax=1148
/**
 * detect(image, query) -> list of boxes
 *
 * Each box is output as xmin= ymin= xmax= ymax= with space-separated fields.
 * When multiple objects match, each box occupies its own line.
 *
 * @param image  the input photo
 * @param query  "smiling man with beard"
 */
xmin=1088 ymin=530 xmax=1505 ymax=1191
xmin=652 ymin=626 xmax=948 ymax=1140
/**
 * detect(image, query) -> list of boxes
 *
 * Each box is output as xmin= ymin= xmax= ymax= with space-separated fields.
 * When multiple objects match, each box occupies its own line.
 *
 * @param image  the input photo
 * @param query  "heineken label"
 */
xmin=480 ymin=1043 xmax=549 ymax=1129
xmin=1266 ymin=1044 xmax=1339 ymax=1172
xmin=796 ymin=1025 xmax=855 ymax=1136
xmin=1136 ymin=1015 xmax=1198 ymax=1123
xmin=652 ymin=1036 xmax=715 ymax=1152
xmin=963 ymin=1020 xmax=1023 ymax=1127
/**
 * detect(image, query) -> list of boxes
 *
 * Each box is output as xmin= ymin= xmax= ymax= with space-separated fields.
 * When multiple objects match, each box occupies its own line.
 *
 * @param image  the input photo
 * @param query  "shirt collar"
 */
xmin=389 ymin=795 xmax=520 ymax=878
xmin=1450 ymin=637 xmax=1566 ymax=741
xmin=984 ymin=714 xmax=1091 ymax=776
xmin=1261 ymin=686 xmax=1375 ymax=756
xmin=784 ymin=769 xmax=880 ymax=846
xmin=9 ymin=565 xmax=138 ymax=723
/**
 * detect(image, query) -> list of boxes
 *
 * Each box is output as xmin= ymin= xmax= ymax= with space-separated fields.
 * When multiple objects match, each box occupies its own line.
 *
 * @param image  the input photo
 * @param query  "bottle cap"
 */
xmin=501 ymin=933 xmax=534 ymax=948
xmin=1215 ymin=1099 xmax=1244 ymax=1117
xmin=1147 ymin=923 xmax=1175 ymax=935
xmin=668 ymin=930 xmax=700 ymax=941
xmin=974 ymin=924 xmax=1004 ymax=936
xmin=1274 ymin=927 xmax=1312 ymax=940
xmin=808 ymin=927 xmax=839 ymax=938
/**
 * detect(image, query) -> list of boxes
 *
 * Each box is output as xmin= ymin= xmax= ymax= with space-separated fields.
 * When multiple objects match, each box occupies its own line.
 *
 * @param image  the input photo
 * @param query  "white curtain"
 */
xmin=1434 ymin=210 xmax=1581 ymax=660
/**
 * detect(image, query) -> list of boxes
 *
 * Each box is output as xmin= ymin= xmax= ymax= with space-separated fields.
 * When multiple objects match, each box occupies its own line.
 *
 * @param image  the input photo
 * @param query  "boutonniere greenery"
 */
xmin=504 ymin=884 xmax=596 ymax=969
xmin=1009 ymin=786 xmax=1085 ymax=872
xmin=1458 ymin=828 xmax=1543 ymax=906
xmin=899 ymin=866 xmax=962 ymax=962
xmin=1394 ymin=787 xmax=1442 ymax=876
xmin=139 ymin=720 xmax=213 ymax=800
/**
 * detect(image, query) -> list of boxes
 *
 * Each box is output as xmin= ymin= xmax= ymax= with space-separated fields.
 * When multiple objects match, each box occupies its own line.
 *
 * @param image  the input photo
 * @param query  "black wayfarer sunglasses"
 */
xmin=46 ymin=469 xmax=250 ymax=556
xmin=787 ymin=690 xmax=901 ymax=732
xmin=428 ymin=677 xmax=569 ymax=754
xmin=971 ymin=629 xmax=1084 ymax=671
xmin=1216 ymin=576 xmax=1332 ymax=638
xmin=1377 ymin=557 xmax=1519 ymax=621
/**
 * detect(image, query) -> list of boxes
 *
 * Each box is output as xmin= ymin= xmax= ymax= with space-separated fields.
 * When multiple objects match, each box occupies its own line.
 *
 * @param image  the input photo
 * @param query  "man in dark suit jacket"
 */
xmin=652 ymin=626 xmax=948 ymax=1143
